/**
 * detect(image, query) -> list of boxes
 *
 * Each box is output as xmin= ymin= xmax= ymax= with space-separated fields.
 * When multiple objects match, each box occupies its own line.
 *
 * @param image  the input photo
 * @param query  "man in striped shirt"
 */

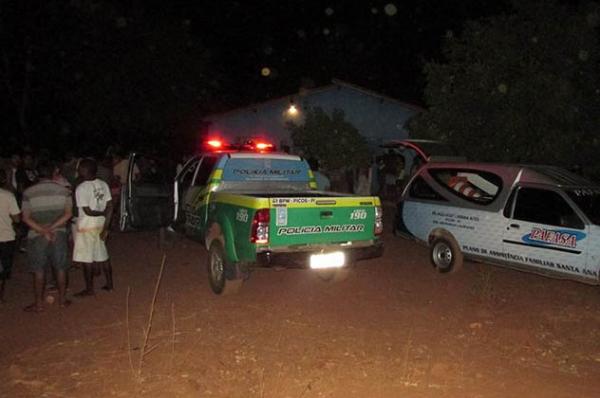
xmin=22 ymin=162 xmax=73 ymax=312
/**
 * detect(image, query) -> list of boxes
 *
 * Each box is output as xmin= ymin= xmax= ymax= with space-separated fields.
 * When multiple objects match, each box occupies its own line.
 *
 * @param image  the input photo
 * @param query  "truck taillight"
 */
xmin=374 ymin=206 xmax=383 ymax=235
xmin=250 ymin=208 xmax=270 ymax=244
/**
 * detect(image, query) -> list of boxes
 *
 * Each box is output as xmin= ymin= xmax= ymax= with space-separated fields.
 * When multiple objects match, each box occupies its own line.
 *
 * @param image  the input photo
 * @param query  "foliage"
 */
xmin=287 ymin=106 xmax=370 ymax=170
xmin=410 ymin=1 xmax=600 ymax=177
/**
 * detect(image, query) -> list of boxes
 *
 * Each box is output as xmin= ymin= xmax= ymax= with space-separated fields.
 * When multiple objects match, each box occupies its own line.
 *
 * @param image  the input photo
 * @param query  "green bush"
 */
xmin=287 ymin=106 xmax=370 ymax=170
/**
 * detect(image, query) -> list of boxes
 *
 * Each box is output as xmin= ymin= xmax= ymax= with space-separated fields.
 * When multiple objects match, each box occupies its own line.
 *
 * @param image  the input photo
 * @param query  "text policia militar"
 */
xmin=277 ymin=224 xmax=365 ymax=236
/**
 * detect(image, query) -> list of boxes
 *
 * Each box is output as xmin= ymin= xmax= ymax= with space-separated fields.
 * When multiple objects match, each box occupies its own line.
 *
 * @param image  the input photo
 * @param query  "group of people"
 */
xmin=1 ymin=152 xmax=117 ymax=312
xmin=375 ymin=150 xmax=407 ymax=200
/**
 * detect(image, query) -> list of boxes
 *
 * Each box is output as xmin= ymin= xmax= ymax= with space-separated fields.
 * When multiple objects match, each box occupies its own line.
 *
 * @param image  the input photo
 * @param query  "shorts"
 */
xmin=73 ymin=229 xmax=109 ymax=263
xmin=0 ymin=240 xmax=16 ymax=280
xmin=27 ymin=232 xmax=68 ymax=273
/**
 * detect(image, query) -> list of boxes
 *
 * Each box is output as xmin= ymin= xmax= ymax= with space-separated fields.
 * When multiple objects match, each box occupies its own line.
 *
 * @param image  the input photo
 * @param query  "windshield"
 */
xmin=219 ymin=157 xmax=313 ymax=192
xmin=567 ymin=188 xmax=600 ymax=225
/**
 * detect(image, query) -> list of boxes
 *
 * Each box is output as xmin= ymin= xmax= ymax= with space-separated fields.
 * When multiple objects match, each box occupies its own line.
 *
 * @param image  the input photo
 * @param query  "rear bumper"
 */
xmin=255 ymin=240 xmax=384 ymax=268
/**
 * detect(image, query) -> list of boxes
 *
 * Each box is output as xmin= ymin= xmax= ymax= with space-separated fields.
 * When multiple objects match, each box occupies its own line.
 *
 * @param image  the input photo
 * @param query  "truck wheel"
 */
xmin=208 ymin=242 xmax=242 ymax=295
xmin=430 ymin=238 xmax=463 ymax=273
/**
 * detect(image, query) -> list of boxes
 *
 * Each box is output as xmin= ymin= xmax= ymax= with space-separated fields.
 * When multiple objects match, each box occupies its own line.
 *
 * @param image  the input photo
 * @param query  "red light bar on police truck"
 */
xmin=202 ymin=138 xmax=276 ymax=152
xmin=254 ymin=142 xmax=274 ymax=151
xmin=206 ymin=139 xmax=223 ymax=149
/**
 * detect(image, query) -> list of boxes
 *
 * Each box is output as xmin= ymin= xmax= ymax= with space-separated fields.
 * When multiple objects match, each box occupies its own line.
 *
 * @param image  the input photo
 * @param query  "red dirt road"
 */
xmin=1 ymin=210 xmax=600 ymax=397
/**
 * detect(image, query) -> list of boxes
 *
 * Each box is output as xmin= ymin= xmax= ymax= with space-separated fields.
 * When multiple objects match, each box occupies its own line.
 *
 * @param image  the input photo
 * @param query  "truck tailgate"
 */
xmin=269 ymin=196 xmax=378 ymax=246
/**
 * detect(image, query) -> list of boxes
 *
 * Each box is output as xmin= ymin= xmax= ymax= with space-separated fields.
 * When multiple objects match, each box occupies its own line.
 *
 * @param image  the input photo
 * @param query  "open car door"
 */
xmin=119 ymin=153 xmax=175 ymax=231
xmin=380 ymin=139 xmax=466 ymax=176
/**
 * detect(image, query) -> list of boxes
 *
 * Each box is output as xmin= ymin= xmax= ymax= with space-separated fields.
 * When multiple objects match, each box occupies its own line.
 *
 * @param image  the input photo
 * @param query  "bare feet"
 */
xmin=74 ymin=289 xmax=94 ymax=298
xmin=23 ymin=303 xmax=44 ymax=313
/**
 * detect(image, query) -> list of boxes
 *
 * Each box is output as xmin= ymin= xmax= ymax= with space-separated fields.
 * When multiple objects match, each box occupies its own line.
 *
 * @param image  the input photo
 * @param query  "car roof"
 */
xmin=525 ymin=165 xmax=595 ymax=187
xmin=422 ymin=161 xmax=598 ymax=188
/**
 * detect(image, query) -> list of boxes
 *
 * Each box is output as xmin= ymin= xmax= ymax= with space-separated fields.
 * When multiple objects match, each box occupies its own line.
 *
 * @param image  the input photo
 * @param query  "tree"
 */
xmin=287 ymin=106 xmax=370 ymax=170
xmin=410 ymin=1 xmax=600 ymax=177
xmin=0 ymin=1 xmax=224 ymax=155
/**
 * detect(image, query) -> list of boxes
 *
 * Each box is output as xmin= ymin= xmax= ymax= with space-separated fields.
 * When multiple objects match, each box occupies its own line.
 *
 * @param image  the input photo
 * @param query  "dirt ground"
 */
xmin=1 ymin=207 xmax=600 ymax=398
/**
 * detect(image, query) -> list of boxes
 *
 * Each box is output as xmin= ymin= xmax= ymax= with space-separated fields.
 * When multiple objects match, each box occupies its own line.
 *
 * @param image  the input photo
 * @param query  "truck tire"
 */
xmin=208 ymin=241 xmax=243 ymax=295
xmin=430 ymin=238 xmax=463 ymax=273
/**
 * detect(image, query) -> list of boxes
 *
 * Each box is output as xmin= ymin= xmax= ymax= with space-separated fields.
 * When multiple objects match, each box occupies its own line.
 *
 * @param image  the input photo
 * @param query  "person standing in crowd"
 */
xmin=308 ymin=158 xmax=331 ymax=191
xmin=21 ymin=162 xmax=73 ymax=311
xmin=61 ymin=152 xmax=79 ymax=187
xmin=19 ymin=153 xmax=38 ymax=189
xmin=382 ymin=149 xmax=399 ymax=200
xmin=112 ymin=151 xmax=139 ymax=186
xmin=395 ymin=154 xmax=406 ymax=193
xmin=52 ymin=163 xmax=72 ymax=190
xmin=14 ymin=152 xmax=38 ymax=253
xmin=96 ymin=155 xmax=114 ymax=185
xmin=354 ymin=167 xmax=371 ymax=196
xmin=0 ymin=171 xmax=21 ymax=302
xmin=44 ymin=162 xmax=72 ymax=293
xmin=73 ymin=159 xmax=113 ymax=296
xmin=112 ymin=151 xmax=138 ymax=228
xmin=9 ymin=153 xmax=22 ymax=193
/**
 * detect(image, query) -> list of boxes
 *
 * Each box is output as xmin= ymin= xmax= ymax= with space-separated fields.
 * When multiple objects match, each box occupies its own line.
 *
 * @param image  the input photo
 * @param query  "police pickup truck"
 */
xmin=119 ymin=140 xmax=383 ymax=294
xmin=396 ymin=162 xmax=600 ymax=284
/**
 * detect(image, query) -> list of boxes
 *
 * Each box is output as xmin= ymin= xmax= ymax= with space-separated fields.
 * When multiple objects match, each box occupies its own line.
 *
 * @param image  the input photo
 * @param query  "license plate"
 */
xmin=310 ymin=251 xmax=345 ymax=269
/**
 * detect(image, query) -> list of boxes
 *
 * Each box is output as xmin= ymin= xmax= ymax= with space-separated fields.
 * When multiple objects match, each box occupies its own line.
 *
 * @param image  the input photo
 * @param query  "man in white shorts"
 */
xmin=73 ymin=159 xmax=113 ymax=297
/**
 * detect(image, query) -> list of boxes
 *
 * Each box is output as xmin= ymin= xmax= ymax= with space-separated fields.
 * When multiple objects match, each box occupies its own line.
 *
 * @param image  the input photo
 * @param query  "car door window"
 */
xmin=194 ymin=156 xmax=218 ymax=187
xmin=178 ymin=159 xmax=200 ymax=190
xmin=134 ymin=155 xmax=173 ymax=185
xmin=409 ymin=176 xmax=447 ymax=201
xmin=429 ymin=168 xmax=502 ymax=205
xmin=513 ymin=187 xmax=584 ymax=229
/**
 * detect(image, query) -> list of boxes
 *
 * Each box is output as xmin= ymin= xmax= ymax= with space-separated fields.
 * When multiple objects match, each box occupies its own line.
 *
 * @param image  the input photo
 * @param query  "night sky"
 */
xmin=160 ymin=0 xmax=511 ymax=104
xmin=1 ymin=0 xmax=513 ymax=153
